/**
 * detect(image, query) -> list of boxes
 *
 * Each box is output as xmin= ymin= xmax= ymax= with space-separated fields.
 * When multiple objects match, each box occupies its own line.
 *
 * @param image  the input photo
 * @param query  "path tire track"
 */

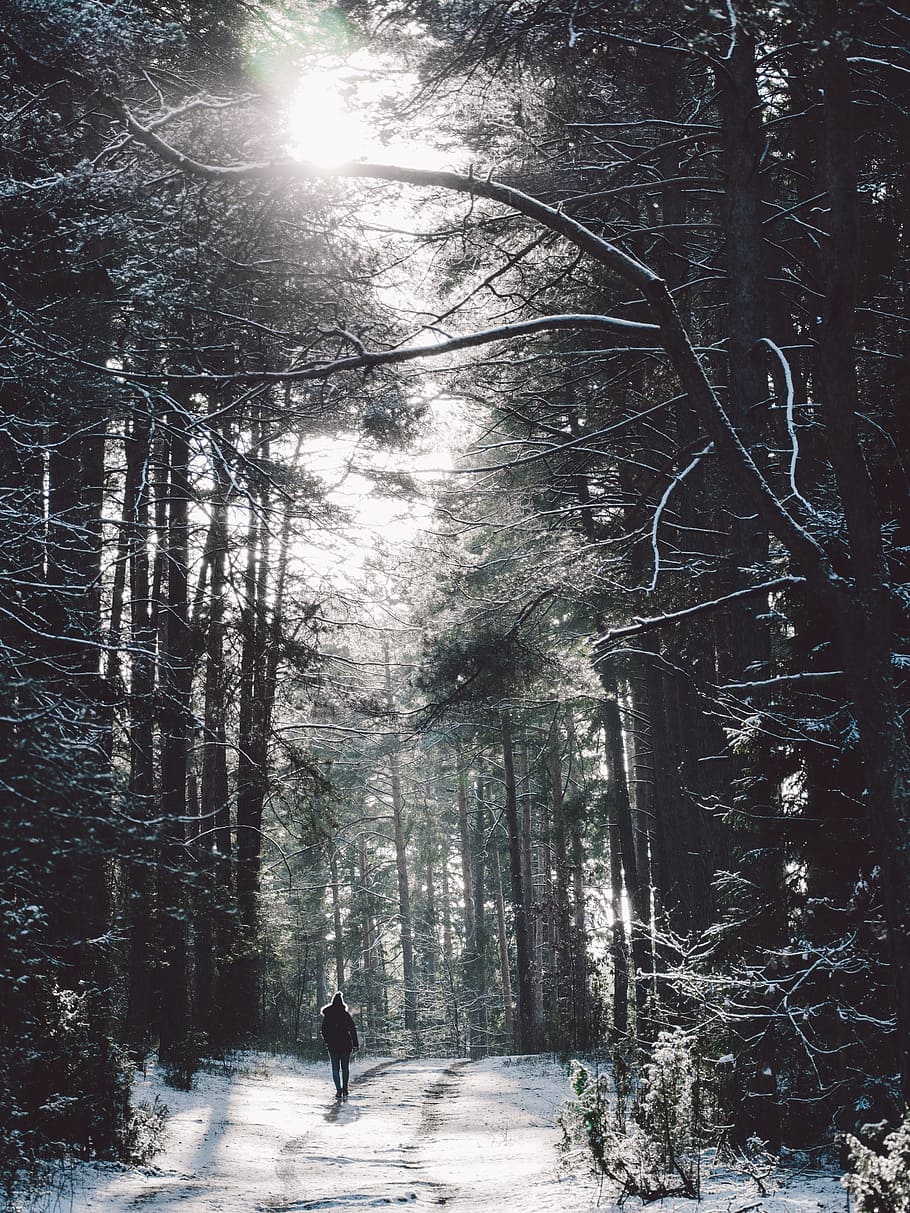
xmin=273 ymin=1058 xmax=456 ymax=1210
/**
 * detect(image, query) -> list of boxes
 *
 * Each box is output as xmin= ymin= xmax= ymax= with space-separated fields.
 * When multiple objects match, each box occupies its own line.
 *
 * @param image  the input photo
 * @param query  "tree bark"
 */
xmin=470 ymin=767 xmax=488 ymax=1055
xmin=815 ymin=25 xmax=910 ymax=1101
xmin=601 ymin=674 xmax=651 ymax=1039
xmin=500 ymin=710 xmax=536 ymax=1052
xmin=493 ymin=847 xmax=515 ymax=1044
xmin=455 ymin=740 xmax=476 ymax=955
xmin=608 ymin=779 xmax=629 ymax=1042
xmin=564 ymin=708 xmax=589 ymax=1049
xmin=384 ymin=644 xmax=417 ymax=1033
xmin=234 ymin=473 xmax=265 ymax=1036
xmin=157 ymin=402 xmax=192 ymax=1061
xmin=425 ymin=836 xmax=438 ymax=987
xmin=331 ymin=853 xmax=345 ymax=991
xmin=124 ymin=408 xmax=156 ymax=1054
xmin=196 ymin=435 xmax=231 ymax=1038
xmin=440 ymin=834 xmax=454 ymax=966
xmin=548 ymin=713 xmax=574 ymax=1046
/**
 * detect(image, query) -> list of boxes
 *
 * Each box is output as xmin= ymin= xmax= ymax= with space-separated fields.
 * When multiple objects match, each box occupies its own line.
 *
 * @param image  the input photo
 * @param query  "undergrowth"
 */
xmin=560 ymin=1029 xmax=708 ymax=1202
xmin=843 ymin=1114 xmax=910 ymax=1213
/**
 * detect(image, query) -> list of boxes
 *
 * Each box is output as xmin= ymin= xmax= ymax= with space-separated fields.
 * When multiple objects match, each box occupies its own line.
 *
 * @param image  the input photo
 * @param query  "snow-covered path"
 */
xmin=65 ymin=1053 xmax=847 ymax=1213
xmin=70 ymin=1054 xmax=598 ymax=1213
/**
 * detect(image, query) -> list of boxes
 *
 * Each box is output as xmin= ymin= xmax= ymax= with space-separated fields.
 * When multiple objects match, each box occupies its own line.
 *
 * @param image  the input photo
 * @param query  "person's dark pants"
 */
xmin=330 ymin=1050 xmax=351 ymax=1094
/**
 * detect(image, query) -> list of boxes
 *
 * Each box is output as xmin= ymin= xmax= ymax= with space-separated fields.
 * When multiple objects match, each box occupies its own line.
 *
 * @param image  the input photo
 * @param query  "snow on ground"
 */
xmin=47 ymin=1053 xmax=847 ymax=1213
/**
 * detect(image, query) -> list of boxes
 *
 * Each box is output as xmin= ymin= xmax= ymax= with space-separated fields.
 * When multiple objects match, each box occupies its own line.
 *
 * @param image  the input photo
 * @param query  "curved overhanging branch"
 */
xmin=106 ymin=95 xmax=663 ymax=293
xmin=203 ymin=311 xmax=659 ymax=376
xmin=107 ymin=93 xmax=840 ymax=593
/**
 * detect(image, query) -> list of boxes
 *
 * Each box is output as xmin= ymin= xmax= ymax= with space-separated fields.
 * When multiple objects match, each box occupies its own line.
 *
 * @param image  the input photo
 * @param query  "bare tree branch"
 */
xmin=596 ymin=575 xmax=806 ymax=647
xmin=20 ymin=313 xmax=660 ymax=386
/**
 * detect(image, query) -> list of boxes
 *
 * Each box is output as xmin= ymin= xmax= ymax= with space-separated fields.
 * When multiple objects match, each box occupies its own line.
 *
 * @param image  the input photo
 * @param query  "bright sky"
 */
xmin=278 ymin=51 xmax=475 ymax=589
xmin=285 ymin=50 xmax=449 ymax=170
xmin=291 ymin=393 xmax=465 ymax=601
xmin=284 ymin=50 xmax=457 ymax=325
xmin=286 ymin=65 xmax=368 ymax=166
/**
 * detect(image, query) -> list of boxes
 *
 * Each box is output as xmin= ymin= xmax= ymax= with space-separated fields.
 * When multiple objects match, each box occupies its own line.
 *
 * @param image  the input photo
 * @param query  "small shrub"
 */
xmin=562 ymin=1031 xmax=706 ymax=1202
xmin=122 ymin=1097 xmax=169 ymax=1165
xmin=638 ymin=1027 xmax=702 ymax=1196
xmin=161 ymin=1032 xmax=209 ymax=1091
xmin=562 ymin=1059 xmax=612 ymax=1177
xmin=843 ymin=1114 xmax=910 ymax=1213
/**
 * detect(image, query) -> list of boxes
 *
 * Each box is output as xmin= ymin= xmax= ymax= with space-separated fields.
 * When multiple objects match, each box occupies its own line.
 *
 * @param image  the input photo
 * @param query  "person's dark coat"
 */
xmin=320 ymin=999 xmax=359 ymax=1055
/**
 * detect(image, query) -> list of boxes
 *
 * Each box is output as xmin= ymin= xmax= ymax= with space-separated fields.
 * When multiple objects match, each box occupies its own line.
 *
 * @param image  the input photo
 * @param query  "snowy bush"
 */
xmin=0 ymin=974 xmax=133 ymax=1202
xmin=562 ymin=1031 xmax=705 ymax=1200
xmin=561 ymin=1059 xmax=612 ymax=1177
xmin=842 ymin=1115 xmax=910 ymax=1213
xmin=161 ymin=1032 xmax=211 ymax=1091
xmin=123 ymin=1097 xmax=169 ymax=1165
xmin=639 ymin=1028 xmax=701 ymax=1179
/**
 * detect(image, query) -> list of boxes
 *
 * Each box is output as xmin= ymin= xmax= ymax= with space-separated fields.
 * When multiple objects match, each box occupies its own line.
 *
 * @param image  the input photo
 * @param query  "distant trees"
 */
xmin=354 ymin=2 xmax=909 ymax=1130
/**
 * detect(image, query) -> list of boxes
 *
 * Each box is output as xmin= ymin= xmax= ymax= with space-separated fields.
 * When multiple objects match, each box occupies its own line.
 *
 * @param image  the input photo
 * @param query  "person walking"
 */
xmin=320 ymin=991 xmax=359 ymax=1099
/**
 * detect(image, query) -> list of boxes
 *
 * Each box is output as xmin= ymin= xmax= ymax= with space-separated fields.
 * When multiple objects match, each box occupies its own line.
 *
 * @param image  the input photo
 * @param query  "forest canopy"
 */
xmin=1 ymin=0 xmax=909 ymax=1197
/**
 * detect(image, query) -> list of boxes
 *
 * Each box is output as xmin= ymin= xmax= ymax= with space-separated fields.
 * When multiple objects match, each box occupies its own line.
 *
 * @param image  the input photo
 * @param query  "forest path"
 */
xmin=269 ymin=1057 xmax=466 ymax=1209
xmin=70 ymin=1053 xmax=595 ymax=1213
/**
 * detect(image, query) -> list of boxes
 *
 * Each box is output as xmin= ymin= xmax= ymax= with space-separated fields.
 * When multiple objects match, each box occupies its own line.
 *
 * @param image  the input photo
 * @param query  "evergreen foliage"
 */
xmin=844 ymin=1117 xmax=910 ymax=1213
xmin=564 ymin=1031 xmax=708 ymax=1201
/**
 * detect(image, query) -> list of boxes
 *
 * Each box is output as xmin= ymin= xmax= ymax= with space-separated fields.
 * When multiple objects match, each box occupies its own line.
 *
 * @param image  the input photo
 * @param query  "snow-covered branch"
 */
xmin=597 ymin=575 xmax=806 ymax=646
xmin=757 ymin=337 xmax=818 ymax=518
xmin=720 ymin=670 xmax=845 ymax=691
xmin=107 ymin=92 xmax=840 ymax=594
xmin=105 ymin=94 xmax=663 ymax=293
xmin=647 ymin=442 xmax=714 ymax=592
xmin=42 ymin=313 xmax=660 ymax=387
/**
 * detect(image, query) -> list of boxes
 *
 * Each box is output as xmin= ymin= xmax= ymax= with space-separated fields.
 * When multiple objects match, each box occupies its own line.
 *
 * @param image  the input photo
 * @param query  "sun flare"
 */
xmin=286 ymin=68 xmax=368 ymax=166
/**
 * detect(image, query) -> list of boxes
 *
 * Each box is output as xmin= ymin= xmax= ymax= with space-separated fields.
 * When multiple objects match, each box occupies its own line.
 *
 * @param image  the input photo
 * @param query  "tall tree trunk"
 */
xmin=624 ymin=673 xmax=654 ymax=921
xmin=564 ymin=709 xmax=589 ymax=1049
xmin=519 ymin=740 xmax=543 ymax=1031
xmin=233 ymin=434 xmax=296 ymax=1036
xmin=714 ymin=27 xmax=783 ymax=949
xmin=124 ymin=408 xmax=156 ymax=1054
xmin=548 ymin=713 xmax=575 ymax=1047
xmin=501 ymin=710 xmax=536 ymax=1052
xmin=455 ymin=740 xmax=476 ymax=954
xmin=816 ymin=24 xmax=910 ymax=1101
xmin=470 ymin=767 xmax=488 ymax=1055
xmin=331 ymin=854 xmax=345 ymax=992
xmin=519 ymin=741 xmax=534 ymax=945
xmin=43 ymin=407 xmax=111 ymax=978
xmin=384 ymin=645 xmax=417 ymax=1033
xmin=315 ymin=931 xmax=328 ymax=1020
xmin=440 ymin=838 xmax=454 ymax=969
xmin=103 ymin=430 xmax=135 ymax=769
xmin=198 ymin=429 xmax=232 ymax=1038
xmin=608 ymin=782 xmax=629 ymax=1042
xmin=234 ymin=477 xmax=265 ymax=1036
xmin=601 ymin=675 xmax=650 ymax=1038
xmin=358 ymin=836 xmax=377 ymax=1030
xmin=425 ymin=837 xmax=438 ymax=988
xmin=493 ymin=848 xmax=515 ymax=1044
xmin=157 ymin=402 xmax=192 ymax=1061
